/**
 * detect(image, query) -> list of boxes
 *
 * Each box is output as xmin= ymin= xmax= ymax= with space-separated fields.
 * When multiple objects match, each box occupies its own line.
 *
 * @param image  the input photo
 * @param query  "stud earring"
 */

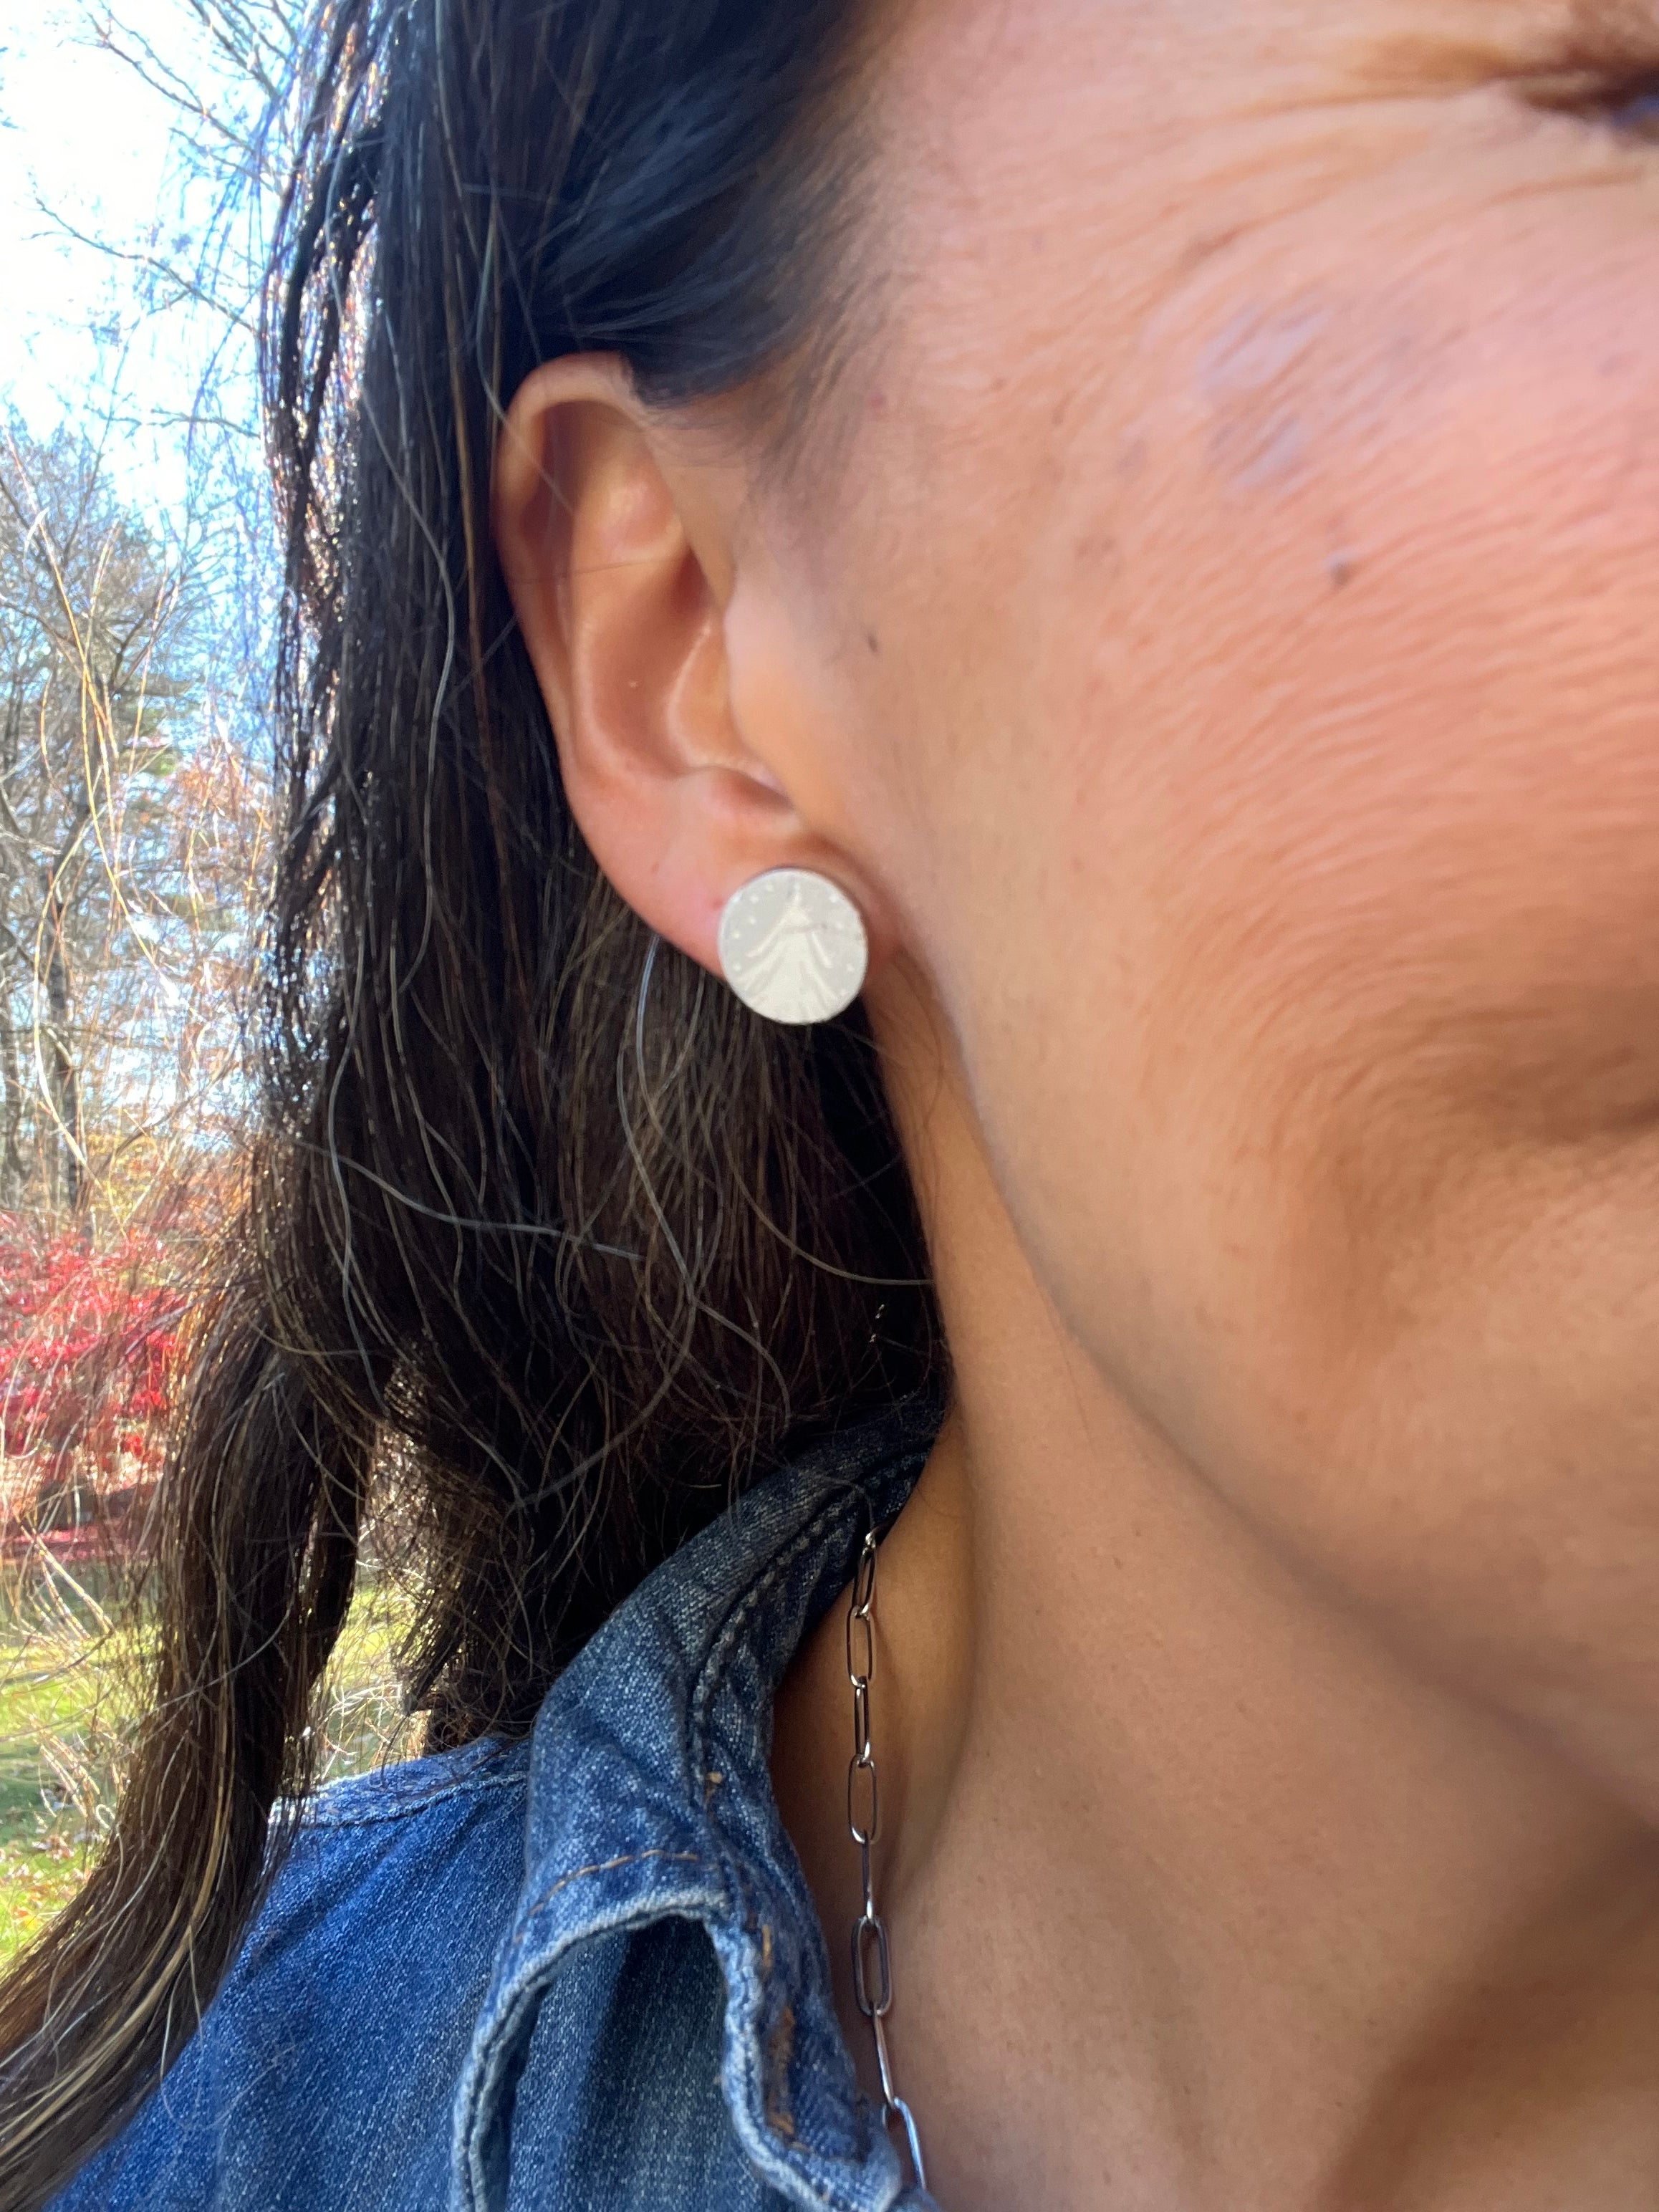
xmin=717 ymin=866 xmax=869 ymax=1025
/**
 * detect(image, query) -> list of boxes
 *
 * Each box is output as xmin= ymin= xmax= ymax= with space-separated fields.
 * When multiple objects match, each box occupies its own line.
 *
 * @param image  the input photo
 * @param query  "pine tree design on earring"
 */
xmin=717 ymin=867 xmax=869 ymax=1024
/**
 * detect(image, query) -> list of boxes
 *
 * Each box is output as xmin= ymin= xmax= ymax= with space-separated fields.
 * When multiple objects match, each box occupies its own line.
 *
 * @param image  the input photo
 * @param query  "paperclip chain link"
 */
xmin=845 ymin=1524 xmax=929 ymax=2195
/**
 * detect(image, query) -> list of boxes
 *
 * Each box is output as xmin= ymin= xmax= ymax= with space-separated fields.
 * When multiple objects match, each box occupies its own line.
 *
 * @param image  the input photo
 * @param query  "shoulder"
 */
xmin=241 ymin=1733 xmax=533 ymax=1989
xmin=55 ymin=1737 xmax=533 ymax=2212
xmin=52 ymin=1393 xmax=944 ymax=2212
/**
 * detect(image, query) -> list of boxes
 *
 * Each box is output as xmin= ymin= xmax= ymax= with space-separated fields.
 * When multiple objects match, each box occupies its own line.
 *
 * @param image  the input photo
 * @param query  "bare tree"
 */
xmin=25 ymin=4 xmax=307 ymax=821
xmin=0 ymin=415 xmax=266 ymax=1228
xmin=0 ymin=4 xmax=283 ymax=1564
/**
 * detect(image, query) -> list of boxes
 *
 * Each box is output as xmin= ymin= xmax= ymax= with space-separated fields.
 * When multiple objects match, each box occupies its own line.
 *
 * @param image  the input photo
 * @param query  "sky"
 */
xmin=0 ymin=5 xmax=262 ymax=526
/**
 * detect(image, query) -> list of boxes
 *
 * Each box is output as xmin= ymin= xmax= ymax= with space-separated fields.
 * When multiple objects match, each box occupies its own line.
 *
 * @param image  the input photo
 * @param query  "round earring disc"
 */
xmin=717 ymin=867 xmax=869 ymax=1025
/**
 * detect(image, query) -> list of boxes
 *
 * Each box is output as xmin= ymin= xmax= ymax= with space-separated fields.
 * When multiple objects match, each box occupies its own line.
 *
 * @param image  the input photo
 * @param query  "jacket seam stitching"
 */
xmin=690 ymin=1474 xmax=897 ymax=1753
xmin=296 ymin=1765 xmax=529 ymax=1831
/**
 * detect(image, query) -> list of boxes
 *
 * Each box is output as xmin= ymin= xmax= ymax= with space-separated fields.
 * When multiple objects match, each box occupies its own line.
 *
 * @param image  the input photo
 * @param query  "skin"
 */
xmin=491 ymin=1 xmax=1659 ymax=2202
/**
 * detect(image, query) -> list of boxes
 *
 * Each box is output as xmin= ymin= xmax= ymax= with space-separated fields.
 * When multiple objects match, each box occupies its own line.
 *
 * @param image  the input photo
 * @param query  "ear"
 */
xmin=491 ymin=356 xmax=888 ymax=984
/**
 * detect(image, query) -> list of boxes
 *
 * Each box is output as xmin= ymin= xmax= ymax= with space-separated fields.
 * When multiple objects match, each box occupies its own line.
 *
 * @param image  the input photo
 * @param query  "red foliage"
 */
xmin=0 ymin=1216 xmax=188 ymax=1539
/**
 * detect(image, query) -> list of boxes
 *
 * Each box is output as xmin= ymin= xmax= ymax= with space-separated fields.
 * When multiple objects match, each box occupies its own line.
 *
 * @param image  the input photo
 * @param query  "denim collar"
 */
xmin=453 ymin=1388 xmax=947 ymax=2212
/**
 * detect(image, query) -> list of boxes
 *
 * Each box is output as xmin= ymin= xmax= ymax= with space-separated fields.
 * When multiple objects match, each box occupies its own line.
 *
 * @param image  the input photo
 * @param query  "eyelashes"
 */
xmin=1597 ymin=82 xmax=1659 ymax=136
xmin=1516 ymin=64 xmax=1659 ymax=140
xmin=1499 ymin=9 xmax=1659 ymax=137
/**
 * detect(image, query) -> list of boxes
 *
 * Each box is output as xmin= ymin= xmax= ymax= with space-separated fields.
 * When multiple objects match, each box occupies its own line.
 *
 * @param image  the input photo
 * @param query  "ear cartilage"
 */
xmin=716 ymin=867 xmax=869 ymax=1024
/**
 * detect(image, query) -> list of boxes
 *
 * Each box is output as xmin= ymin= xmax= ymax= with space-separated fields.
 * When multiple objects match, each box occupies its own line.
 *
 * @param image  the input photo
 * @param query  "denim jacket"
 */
xmin=56 ymin=1390 xmax=946 ymax=2212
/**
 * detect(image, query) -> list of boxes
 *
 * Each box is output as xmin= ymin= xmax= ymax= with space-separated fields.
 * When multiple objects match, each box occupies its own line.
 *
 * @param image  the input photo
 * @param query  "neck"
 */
xmin=771 ymin=964 xmax=1659 ymax=2211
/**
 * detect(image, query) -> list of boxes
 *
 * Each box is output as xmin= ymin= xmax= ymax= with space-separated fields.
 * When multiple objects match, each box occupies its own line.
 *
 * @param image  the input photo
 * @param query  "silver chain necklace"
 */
xmin=845 ymin=1524 xmax=930 ymax=2194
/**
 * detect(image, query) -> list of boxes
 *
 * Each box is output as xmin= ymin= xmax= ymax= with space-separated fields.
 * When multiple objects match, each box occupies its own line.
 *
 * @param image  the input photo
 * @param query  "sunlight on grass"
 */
xmin=0 ymin=1550 xmax=414 ymax=1964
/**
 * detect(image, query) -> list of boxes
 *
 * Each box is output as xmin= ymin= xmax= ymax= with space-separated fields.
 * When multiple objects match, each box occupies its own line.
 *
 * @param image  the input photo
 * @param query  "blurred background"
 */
xmin=0 ymin=2 xmax=403 ymax=1961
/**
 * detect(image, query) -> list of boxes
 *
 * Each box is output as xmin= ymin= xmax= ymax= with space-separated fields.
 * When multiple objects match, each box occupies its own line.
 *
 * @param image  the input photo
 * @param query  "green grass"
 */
xmin=0 ymin=1559 xmax=413 ymax=1965
xmin=0 ymin=1645 xmax=104 ymax=1961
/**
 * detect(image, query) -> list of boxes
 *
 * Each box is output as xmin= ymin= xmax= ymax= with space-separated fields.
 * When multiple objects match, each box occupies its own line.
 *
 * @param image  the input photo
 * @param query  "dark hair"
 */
xmin=0 ymin=3 xmax=941 ymax=2200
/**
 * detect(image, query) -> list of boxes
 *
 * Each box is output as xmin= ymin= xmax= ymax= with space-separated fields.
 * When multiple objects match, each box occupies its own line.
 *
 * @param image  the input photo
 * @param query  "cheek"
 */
xmin=860 ymin=183 xmax=1659 ymax=1761
xmin=957 ymin=188 xmax=1659 ymax=1309
xmin=1110 ymin=212 xmax=1659 ymax=1261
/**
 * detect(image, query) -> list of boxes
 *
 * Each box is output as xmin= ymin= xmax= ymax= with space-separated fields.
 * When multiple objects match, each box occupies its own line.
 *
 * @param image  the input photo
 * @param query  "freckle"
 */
xmin=865 ymin=628 xmax=880 ymax=655
xmin=1073 ymin=532 xmax=1117 ymax=572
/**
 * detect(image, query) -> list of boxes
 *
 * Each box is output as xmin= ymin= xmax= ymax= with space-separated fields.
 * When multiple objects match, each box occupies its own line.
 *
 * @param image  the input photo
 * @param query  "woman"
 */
xmin=9 ymin=0 xmax=1659 ymax=2203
